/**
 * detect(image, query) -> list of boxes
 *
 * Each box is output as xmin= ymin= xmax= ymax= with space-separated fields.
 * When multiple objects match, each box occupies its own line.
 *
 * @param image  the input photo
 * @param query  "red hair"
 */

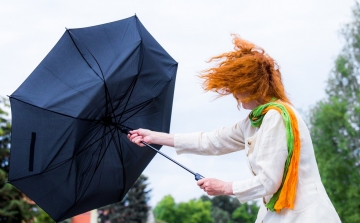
xmin=199 ymin=35 xmax=291 ymax=104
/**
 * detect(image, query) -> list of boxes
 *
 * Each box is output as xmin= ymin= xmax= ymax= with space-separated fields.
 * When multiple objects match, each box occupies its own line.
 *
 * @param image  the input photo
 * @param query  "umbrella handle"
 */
xmin=119 ymin=126 xmax=132 ymax=134
xmin=195 ymin=173 xmax=204 ymax=181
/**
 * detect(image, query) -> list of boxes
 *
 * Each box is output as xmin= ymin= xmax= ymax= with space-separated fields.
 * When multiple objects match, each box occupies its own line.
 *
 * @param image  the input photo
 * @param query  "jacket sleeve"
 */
xmin=232 ymin=110 xmax=288 ymax=203
xmin=173 ymin=120 xmax=246 ymax=156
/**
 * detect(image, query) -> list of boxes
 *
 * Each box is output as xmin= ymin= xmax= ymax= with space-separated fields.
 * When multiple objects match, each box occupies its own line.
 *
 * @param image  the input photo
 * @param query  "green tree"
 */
xmin=0 ymin=169 xmax=35 ymax=223
xmin=211 ymin=206 xmax=231 ymax=223
xmin=33 ymin=208 xmax=71 ymax=223
xmin=34 ymin=208 xmax=55 ymax=223
xmin=200 ymin=195 xmax=258 ymax=223
xmin=232 ymin=202 xmax=259 ymax=223
xmin=98 ymin=174 xmax=151 ymax=223
xmin=308 ymin=2 xmax=360 ymax=223
xmin=0 ymin=97 xmax=11 ymax=173
xmin=210 ymin=195 xmax=240 ymax=216
xmin=153 ymin=195 xmax=177 ymax=223
xmin=153 ymin=195 xmax=213 ymax=223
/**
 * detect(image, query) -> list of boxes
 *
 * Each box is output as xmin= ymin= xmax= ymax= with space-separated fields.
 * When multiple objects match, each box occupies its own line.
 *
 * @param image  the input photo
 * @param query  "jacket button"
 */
xmin=248 ymin=141 xmax=252 ymax=145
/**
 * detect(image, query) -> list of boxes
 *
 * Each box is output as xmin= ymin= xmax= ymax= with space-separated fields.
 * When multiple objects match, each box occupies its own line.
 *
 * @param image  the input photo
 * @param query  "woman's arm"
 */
xmin=128 ymin=129 xmax=175 ymax=147
xmin=128 ymin=119 xmax=247 ymax=156
xmin=174 ymin=121 xmax=246 ymax=156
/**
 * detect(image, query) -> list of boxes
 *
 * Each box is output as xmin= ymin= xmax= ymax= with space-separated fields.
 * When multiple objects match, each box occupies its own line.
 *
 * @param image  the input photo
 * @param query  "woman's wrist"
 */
xmin=224 ymin=182 xmax=234 ymax=195
xmin=151 ymin=131 xmax=175 ymax=147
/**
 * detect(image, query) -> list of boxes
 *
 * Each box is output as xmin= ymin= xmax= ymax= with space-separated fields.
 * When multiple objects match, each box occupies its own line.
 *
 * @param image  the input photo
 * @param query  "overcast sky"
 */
xmin=0 ymin=0 xmax=355 ymax=208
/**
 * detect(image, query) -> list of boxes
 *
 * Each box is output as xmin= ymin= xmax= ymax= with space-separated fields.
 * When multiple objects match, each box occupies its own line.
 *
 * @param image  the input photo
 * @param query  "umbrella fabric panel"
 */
xmin=9 ymin=98 xmax=90 ymax=179
xmin=69 ymin=17 xmax=142 ymax=79
xmin=11 ymin=32 xmax=105 ymax=119
xmin=136 ymin=17 xmax=177 ymax=68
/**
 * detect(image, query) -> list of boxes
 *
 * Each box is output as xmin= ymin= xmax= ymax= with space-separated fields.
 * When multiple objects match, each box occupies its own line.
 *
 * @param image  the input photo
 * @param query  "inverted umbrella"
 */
xmin=8 ymin=15 xmax=188 ymax=221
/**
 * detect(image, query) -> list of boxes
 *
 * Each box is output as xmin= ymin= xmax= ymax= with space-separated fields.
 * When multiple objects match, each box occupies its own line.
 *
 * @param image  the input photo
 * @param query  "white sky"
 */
xmin=0 ymin=0 xmax=355 ymax=208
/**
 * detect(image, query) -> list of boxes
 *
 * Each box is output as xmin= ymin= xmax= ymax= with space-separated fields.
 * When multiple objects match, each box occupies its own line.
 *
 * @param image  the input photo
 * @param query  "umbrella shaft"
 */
xmin=141 ymin=141 xmax=197 ymax=176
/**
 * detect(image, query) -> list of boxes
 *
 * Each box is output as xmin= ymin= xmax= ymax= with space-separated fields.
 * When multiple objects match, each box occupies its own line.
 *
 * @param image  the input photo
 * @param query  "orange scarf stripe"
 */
xmin=274 ymin=103 xmax=300 ymax=211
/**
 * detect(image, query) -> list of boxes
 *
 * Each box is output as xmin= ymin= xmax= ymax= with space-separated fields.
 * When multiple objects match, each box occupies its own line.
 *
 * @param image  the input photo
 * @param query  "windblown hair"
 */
xmin=199 ymin=35 xmax=291 ymax=104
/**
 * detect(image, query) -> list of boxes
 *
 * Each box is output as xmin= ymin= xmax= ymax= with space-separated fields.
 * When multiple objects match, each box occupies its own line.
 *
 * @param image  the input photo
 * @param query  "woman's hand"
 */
xmin=127 ymin=129 xmax=175 ymax=147
xmin=197 ymin=178 xmax=234 ymax=196
xmin=127 ymin=129 xmax=153 ymax=147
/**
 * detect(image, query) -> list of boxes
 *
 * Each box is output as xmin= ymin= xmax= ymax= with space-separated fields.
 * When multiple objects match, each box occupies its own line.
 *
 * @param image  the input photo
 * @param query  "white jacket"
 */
xmin=174 ymin=108 xmax=341 ymax=223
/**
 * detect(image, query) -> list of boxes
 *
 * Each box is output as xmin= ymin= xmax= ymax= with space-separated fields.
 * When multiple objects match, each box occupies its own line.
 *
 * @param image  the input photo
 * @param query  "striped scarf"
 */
xmin=249 ymin=101 xmax=300 ymax=212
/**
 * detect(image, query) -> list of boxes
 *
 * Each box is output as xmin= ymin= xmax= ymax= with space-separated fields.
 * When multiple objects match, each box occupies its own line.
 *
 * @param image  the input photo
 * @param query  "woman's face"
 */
xmin=234 ymin=93 xmax=260 ymax=110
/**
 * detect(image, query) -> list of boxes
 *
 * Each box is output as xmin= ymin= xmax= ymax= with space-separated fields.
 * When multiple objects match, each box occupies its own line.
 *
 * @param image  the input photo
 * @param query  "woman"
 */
xmin=128 ymin=36 xmax=341 ymax=222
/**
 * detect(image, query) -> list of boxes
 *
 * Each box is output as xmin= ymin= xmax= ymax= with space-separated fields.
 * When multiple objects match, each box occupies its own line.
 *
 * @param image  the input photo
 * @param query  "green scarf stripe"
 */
xmin=249 ymin=102 xmax=294 ymax=211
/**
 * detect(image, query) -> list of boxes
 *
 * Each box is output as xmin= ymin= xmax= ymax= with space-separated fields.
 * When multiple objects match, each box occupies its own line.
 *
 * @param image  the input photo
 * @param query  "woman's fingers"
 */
xmin=127 ymin=133 xmax=145 ymax=146
xmin=127 ymin=128 xmax=154 ymax=146
xmin=197 ymin=178 xmax=205 ymax=186
xmin=196 ymin=178 xmax=230 ymax=196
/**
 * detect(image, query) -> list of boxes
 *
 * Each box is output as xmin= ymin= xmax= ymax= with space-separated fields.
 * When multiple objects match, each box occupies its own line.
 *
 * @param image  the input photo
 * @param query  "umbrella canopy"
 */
xmin=8 ymin=15 xmax=177 ymax=221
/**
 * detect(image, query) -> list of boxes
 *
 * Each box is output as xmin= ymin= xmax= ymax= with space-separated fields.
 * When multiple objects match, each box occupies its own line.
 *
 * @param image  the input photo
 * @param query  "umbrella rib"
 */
xmin=41 ymin=65 xmax=92 ymax=101
xmin=72 ymin=124 xmax=116 ymax=157
xmin=58 ymin=125 xmax=118 ymax=221
xmin=119 ymin=99 xmax=154 ymax=125
xmin=116 ymin=81 xmax=172 ymax=124
xmin=76 ymin=125 xmax=119 ymax=199
xmin=114 ymin=98 xmax=153 ymax=118
xmin=102 ymin=21 xmax=130 ymax=63
xmin=66 ymin=29 xmax=102 ymax=80
xmin=114 ymin=42 xmax=145 ymax=124
xmin=111 ymin=75 xmax=138 ymax=116
xmin=79 ymin=125 xmax=123 ymax=191
xmin=72 ymin=124 xmax=105 ymax=157
xmin=42 ymin=122 xmax=104 ymax=173
xmin=114 ymin=75 xmax=139 ymax=124
xmin=111 ymin=127 xmax=128 ymax=201
xmin=75 ymin=126 xmax=107 ymax=195
xmin=66 ymin=30 xmax=118 ymax=129
xmin=9 ymin=96 xmax=100 ymax=123
xmin=76 ymin=126 xmax=108 ymax=198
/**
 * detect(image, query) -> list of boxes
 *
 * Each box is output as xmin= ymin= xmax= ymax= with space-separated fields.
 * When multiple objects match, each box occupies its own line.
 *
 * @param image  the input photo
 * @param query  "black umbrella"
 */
xmin=7 ymin=16 xmax=202 ymax=222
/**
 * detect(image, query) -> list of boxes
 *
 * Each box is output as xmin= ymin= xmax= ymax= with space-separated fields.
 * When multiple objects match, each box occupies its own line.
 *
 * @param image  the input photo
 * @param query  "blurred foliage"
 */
xmin=208 ymin=195 xmax=241 ymax=217
xmin=153 ymin=195 xmax=213 ymax=223
xmin=0 ymin=97 xmax=11 ymax=174
xmin=232 ymin=202 xmax=259 ymax=223
xmin=210 ymin=207 xmax=230 ymax=223
xmin=33 ymin=208 xmax=54 ymax=223
xmin=308 ymin=2 xmax=360 ymax=222
xmin=0 ymin=169 xmax=35 ymax=223
xmin=98 ymin=175 xmax=151 ymax=223
xmin=153 ymin=194 xmax=259 ymax=223
xmin=203 ymin=195 xmax=259 ymax=223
